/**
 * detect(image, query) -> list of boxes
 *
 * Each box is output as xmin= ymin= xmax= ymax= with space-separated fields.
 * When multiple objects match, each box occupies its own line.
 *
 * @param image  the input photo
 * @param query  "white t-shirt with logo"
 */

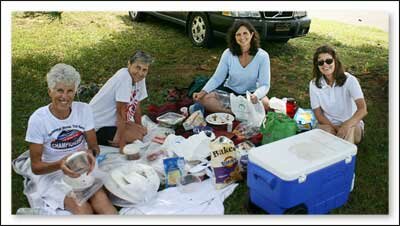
xmin=89 ymin=68 xmax=148 ymax=130
xmin=309 ymin=72 xmax=364 ymax=125
xmin=25 ymin=102 xmax=95 ymax=163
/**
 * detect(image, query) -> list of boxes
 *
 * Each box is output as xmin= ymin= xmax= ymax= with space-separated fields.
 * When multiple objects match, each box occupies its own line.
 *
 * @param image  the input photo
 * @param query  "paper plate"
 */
xmin=206 ymin=113 xmax=234 ymax=125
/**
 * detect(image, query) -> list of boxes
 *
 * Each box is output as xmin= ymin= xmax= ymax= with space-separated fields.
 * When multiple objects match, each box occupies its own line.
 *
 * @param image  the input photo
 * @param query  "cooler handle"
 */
xmin=253 ymin=172 xmax=277 ymax=190
xmin=345 ymin=156 xmax=352 ymax=164
xmin=298 ymin=174 xmax=307 ymax=183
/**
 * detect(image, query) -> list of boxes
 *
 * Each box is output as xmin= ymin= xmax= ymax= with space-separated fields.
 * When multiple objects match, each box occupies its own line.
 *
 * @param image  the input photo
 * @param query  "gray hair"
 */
xmin=128 ymin=50 xmax=154 ymax=65
xmin=46 ymin=63 xmax=81 ymax=90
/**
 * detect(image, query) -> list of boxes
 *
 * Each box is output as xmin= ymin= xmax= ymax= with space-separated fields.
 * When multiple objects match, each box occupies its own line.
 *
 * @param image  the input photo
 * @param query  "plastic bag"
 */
xmin=293 ymin=108 xmax=317 ymax=132
xmin=209 ymin=136 xmax=242 ymax=189
xmin=230 ymin=91 xmax=265 ymax=127
xmin=260 ymin=111 xmax=297 ymax=144
xmin=214 ymin=90 xmax=231 ymax=109
xmin=66 ymin=177 xmax=104 ymax=206
xmin=232 ymin=122 xmax=260 ymax=140
xmin=182 ymin=110 xmax=207 ymax=131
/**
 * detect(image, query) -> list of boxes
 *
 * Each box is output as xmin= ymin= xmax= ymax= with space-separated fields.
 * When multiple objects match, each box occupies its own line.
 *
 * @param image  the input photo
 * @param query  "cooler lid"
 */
xmin=248 ymin=129 xmax=357 ymax=181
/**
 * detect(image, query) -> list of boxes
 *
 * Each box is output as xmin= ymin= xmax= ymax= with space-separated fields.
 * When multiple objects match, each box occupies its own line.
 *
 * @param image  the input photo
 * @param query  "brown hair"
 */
xmin=312 ymin=45 xmax=347 ymax=88
xmin=227 ymin=20 xmax=260 ymax=56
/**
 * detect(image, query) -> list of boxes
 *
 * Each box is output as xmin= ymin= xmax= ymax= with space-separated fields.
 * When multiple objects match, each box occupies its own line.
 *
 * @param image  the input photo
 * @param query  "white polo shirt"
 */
xmin=309 ymin=72 xmax=364 ymax=126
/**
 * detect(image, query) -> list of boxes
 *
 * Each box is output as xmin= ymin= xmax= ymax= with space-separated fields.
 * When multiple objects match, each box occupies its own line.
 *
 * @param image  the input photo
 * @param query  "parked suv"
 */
xmin=129 ymin=11 xmax=311 ymax=47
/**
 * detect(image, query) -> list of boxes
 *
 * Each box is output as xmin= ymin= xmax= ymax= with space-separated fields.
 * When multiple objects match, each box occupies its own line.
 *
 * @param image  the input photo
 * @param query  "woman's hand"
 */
xmin=336 ymin=123 xmax=351 ymax=139
xmin=250 ymin=94 xmax=258 ymax=104
xmin=59 ymin=155 xmax=81 ymax=178
xmin=193 ymin=90 xmax=207 ymax=101
xmin=108 ymin=133 xmax=120 ymax=148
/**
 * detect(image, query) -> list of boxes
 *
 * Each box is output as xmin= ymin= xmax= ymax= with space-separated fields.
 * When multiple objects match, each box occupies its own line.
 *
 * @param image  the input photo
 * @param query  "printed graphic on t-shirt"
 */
xmin=50 ymin=129 xmax=85 ymax=150
xmin=127 ymin=87 xmax=139 ymax=122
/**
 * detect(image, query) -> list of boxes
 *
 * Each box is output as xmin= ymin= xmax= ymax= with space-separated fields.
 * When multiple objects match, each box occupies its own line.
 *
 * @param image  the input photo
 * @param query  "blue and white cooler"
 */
xmin=247 ymin=129 xmax=357 ymax=214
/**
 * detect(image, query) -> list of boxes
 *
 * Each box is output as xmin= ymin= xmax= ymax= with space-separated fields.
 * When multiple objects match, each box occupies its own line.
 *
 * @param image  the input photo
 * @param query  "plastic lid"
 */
xmin=123 ymin=143 xmax=141 ymax=155
xmin=248 ymin=129 xmax=357 ymax=181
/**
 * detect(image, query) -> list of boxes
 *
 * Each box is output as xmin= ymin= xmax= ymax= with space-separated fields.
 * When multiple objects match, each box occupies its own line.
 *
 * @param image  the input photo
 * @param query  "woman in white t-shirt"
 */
xmin=25 ymin=63 xmax=117 ymax=214
xmin=90 ymin=51 xmax=153 ymax=152
xmin=309 ymin=45 xmax=368 ymax=144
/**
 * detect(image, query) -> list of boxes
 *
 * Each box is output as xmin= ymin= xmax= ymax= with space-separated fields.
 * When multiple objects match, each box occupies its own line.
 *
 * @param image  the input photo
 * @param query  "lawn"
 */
xmin=11 ymin=12 xmax=389 ymax=214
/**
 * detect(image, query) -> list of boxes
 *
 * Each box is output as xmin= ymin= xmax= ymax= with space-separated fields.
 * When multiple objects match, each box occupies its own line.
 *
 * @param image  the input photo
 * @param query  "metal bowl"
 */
xmin=65 ymin=151 xmax=90 ymax=175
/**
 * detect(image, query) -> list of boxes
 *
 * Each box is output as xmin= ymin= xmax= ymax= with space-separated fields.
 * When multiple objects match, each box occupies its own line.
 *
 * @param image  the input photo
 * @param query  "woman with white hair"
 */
xmin=25 ymin=63 xmax=117 ymax=214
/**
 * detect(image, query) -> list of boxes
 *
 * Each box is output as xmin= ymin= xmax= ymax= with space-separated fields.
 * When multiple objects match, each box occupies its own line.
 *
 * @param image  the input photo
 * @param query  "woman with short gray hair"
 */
xmin=25 ymin=63 xmax=117 ymax=214
xmin=90 ymin=50 xmax=153 ymax=152
xmin=46 ymin=63 xmax=81 ymax=90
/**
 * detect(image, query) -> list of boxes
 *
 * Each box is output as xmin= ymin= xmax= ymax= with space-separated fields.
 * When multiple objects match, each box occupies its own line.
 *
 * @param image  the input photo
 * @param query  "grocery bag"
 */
xmin=230 ymin=91 xmax=265 ymax=127
xmin=260 ymin=111 xmax=297 ymax=144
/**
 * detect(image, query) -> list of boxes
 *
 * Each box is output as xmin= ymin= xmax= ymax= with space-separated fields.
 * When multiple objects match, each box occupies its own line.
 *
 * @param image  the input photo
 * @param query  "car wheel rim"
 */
xmin=130 ymin=12 xmax=138 ymax=18
xmin=191 ymin=16 xmax=206 ymax=44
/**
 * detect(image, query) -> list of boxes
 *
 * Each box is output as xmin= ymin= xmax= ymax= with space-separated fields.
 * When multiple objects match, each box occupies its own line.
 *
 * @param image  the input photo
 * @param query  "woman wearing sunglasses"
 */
xmin=309 ymin=45 xmax=368 ymax=144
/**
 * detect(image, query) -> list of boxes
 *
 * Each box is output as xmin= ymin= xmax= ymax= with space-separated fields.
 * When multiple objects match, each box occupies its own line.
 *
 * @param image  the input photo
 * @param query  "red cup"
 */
xmin=286 ymin=98 xmax=298 ymax=118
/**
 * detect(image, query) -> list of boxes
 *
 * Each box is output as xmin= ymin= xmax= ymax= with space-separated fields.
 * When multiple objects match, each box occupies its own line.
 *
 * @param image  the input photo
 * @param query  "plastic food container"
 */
xmin=123 ymin=143 xmax=141 ymax=160
xmin=65 ymin=151 xmax=90 ymax=175
xmin=157 ymin=112 xmax=186 ymax=128
xmin=192 ymin=125 xmax=213 ymax=134
xmin=177 ymin=174 xmax=201 ymax=193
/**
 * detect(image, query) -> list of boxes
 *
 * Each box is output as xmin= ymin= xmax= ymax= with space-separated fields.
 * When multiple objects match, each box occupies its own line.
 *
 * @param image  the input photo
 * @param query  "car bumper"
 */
xmin=234 ymin=17 xmax=311 ymax=40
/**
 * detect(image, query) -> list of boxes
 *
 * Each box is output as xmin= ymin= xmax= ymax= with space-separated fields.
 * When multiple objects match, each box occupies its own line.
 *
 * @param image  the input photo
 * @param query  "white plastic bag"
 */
xmin=269 ymin=97 xmax=287 ymax=114
xmin=163 ymin=131 xmax=215 ymax=161
xmin=230 ymin=91 xmax=265 ymax=127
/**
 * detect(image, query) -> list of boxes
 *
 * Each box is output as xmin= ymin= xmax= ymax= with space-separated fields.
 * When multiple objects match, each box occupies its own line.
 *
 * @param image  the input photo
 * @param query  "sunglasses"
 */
xmin=317 ymin=58 xmax=334 ymax=66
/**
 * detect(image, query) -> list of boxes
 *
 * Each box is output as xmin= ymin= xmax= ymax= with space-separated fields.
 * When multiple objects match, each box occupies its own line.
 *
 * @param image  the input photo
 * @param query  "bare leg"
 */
xmin=88 ymin=187 xmax=118 ymax=214
xmin=125 ymin=122 xmax=147 ymax=143
xmin=317 ymin=124 xmax=337 ymax=135
xmin=198 ymin=92 xmax=232 ymax=114
xmin=64 ymin=196 xmax=94 ymax=215
xmin=344 ymin=126 xmax=356 ymax=144
xmin=353 ymin=124 xmax=363 ymax=144
xmin=345 ymin=124 xmax=363 ymax=144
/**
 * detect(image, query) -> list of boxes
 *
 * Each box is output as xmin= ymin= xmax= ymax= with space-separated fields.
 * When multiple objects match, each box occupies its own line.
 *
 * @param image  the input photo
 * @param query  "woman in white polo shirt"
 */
xmin=309 ymin=45 xmax=368 ymax=144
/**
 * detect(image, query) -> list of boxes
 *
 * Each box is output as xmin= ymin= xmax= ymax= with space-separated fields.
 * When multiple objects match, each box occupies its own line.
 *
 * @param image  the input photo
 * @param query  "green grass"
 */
xmin=11 ymin=12 xmax=389 ymax=214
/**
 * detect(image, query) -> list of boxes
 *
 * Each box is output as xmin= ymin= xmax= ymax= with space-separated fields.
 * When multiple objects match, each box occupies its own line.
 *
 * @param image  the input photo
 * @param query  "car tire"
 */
xmin=129 ymin=11 xmax=145 ymax=22
xmin=274 ymin=38 xmax=289 ymax=43
xmin=188 ymin=13 xmax=213 ymax=47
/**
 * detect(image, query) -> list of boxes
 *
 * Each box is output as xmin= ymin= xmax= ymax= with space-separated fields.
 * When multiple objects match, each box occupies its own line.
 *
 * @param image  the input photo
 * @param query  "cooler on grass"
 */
xmin=247 ymin=129 xmax=357 ymax=214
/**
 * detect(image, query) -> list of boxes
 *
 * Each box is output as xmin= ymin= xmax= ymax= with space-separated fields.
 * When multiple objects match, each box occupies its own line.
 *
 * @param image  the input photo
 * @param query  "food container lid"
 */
xmin=157 ymin=112 xmax=186 ymax=126
xmin=249 ymin=129 xmax=357 ymax=181
xmin=123 ymin=143 xmax=141 ymax=155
